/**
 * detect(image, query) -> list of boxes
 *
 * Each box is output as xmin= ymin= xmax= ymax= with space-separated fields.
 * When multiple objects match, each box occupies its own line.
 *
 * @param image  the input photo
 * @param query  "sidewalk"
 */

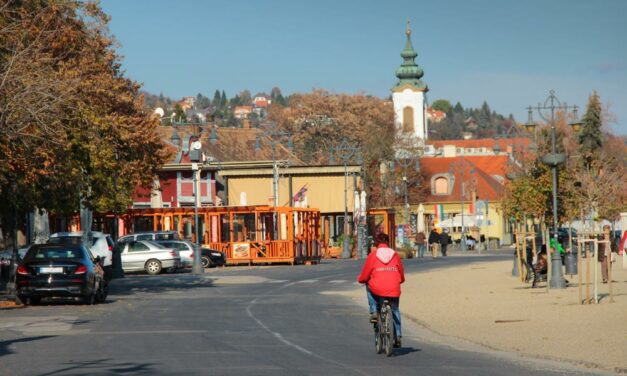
xmin=392 ymin=251 xmax=627 ymax=373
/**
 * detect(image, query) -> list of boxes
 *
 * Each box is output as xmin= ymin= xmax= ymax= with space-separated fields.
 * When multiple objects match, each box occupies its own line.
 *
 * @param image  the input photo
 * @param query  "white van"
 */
xmin=48 ymin=231 xmax=114 ymax=268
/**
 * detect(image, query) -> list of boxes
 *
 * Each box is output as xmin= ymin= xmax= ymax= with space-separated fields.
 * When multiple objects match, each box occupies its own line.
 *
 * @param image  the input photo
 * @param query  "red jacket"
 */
xmin=357 ymin=243 xmax=405 ymax=297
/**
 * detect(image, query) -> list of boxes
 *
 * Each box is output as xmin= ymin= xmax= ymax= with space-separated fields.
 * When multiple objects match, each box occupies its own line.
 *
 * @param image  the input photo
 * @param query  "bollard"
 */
xmin=512 ymin=252 xmax=520 ymax=277
xmin=564 ymin=252 xmax=578 ymax=275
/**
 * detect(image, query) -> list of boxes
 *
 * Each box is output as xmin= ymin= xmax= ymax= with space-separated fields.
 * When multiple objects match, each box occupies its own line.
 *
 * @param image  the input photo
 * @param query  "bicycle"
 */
xmin=373 ymin=298 xmax=397 ymax=356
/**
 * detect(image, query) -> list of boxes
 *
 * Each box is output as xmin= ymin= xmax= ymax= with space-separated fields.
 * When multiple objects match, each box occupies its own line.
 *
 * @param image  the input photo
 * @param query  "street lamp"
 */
xmin=393 ymin=150 xmax=421 ymax=246
xmin=449 ymin=158 xmax=475 ymax=252
xmin=330 ymin=138 xmax=361 ymax=259
xmin=255 ymin=121 xmax=293 ymax=240
xmin=527 ymin=90 xmax=577 ymax=289
xmin=6 ymin=175 xmax=19 ymax=298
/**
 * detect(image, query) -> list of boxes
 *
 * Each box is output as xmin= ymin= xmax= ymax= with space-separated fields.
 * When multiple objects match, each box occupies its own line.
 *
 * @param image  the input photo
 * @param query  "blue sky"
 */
xmin=100 ymin=0 xmax=627 ymax=134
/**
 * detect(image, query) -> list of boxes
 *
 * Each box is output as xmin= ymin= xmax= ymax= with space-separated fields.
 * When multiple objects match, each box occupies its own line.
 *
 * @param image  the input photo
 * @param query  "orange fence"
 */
xmin=120 ymin=205 xmax=323 ymax=266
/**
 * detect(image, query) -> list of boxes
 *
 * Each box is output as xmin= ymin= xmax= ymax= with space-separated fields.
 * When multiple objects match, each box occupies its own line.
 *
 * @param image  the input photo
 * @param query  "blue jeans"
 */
xmin=366 ymin=286 xmax=402 ymax=338
xmin=417 ymin=244 xmax=426 ymax=258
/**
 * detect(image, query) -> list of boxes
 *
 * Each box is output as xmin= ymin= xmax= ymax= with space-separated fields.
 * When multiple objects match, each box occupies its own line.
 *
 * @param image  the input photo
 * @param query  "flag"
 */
xmin=293 ymin=184 xmax=308 ymax=203
xmin=434 ymin=204 xmax=444 ymax=221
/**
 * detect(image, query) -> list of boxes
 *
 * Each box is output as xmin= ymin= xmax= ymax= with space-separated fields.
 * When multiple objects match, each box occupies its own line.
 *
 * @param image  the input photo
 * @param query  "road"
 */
xmin=0 ymin=254 xmax=609 ymax=375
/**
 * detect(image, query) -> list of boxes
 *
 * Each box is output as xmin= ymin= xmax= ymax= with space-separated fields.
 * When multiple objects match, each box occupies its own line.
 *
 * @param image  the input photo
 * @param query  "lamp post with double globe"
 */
xmin=526 ymin=90 xmax=579 ymax=289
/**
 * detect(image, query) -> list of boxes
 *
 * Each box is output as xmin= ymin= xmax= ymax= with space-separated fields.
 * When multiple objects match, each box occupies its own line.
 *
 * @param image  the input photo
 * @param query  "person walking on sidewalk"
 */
xmin=358 ymin=232 xmax=405 ymax=347
xmin=428 ymin=228 xmax=440 ymax=258
xmin=598 ymin=225 xmax=617 ymax=283
xmin=440 ymin=229 xmax=451 ymax=257
xmin=415 ymin=231 xmax=426 ymax=258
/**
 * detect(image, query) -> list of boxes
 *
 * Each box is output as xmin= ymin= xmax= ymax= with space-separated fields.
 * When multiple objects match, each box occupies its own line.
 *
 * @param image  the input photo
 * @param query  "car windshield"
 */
xmin=145 ymin=241 xmax=166 ymax=249
xmin=25 ymin=247 xmax=83 ymax=260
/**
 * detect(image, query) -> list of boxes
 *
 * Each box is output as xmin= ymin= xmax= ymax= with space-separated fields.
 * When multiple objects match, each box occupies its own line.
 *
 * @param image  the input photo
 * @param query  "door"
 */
xmin=121 ymin=242 xmax=151 ymax=271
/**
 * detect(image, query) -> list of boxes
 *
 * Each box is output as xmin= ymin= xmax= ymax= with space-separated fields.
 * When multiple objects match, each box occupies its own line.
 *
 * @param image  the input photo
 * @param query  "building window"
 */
xmin=434 ymin=177 xmax=448 ymax=194
xmin=402 ymin=106 xmax=414 ymax=133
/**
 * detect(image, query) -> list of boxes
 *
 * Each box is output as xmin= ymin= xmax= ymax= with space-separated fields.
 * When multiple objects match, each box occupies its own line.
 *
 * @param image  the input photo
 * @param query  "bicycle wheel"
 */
xmin=384 ymin=304 xmax=394 ymax=356
xmin=374 ymin=317 xmax=383 ymax=354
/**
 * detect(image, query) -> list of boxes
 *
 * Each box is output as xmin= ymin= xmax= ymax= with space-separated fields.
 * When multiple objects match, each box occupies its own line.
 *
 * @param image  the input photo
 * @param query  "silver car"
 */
xmin=120 ymin=240 xmax=181 ymax=275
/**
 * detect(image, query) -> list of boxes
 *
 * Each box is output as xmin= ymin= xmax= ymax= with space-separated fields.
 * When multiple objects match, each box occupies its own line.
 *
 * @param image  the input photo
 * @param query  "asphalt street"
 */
xmin=0 ymin=253 xmax=611 ymax=375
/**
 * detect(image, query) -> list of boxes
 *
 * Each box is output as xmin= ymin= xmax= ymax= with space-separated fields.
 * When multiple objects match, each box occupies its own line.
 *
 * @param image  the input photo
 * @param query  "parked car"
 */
xmin=120 ymin=240 xmax=181 ymax=275
xmin=155 ymin=240 xmax=226 ymax=268
xmin=48 ymin=232 xmax=114 ymax=270
xmin=15 ymin=243 xmax=107 ymax=305
xmin=117 ymin=231 xmax=180 ymax=246
xmin=200 ymin=247 xmax=226 ymax=268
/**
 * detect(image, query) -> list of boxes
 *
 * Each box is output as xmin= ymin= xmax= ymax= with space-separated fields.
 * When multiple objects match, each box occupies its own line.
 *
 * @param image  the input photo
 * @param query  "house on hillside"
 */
xmin=233 ymin=105 xmax=253 ymax=119
xmin=426 ymin=107 xmax=446 ymax=123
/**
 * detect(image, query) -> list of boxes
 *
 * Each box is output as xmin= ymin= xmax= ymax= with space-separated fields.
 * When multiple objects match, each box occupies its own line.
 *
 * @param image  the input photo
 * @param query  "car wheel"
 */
xmin=84 ymin=290 xmax=95 ymax=305
xmin=29 ymin=297 xmax=41 ymax=305
xmin=145 ymin=259 xmax=162 ymax=275
xmin=201 ymin=255 xmax=212 ymax=268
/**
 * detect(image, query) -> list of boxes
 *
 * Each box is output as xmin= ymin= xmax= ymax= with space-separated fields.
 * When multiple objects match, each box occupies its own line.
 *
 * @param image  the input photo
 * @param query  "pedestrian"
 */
xmin=428 ymin=228 xmax=440 ymax=258
xmin=415 ymin=231 xmax=426 ymax=258
xmin=440 ymin=229 xmax=450 ymax=257
xmin=598 ymin=225 xmax=617 ymax=283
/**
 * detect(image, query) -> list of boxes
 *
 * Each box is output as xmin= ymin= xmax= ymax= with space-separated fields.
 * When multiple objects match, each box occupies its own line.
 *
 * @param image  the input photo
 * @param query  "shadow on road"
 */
xmin=38 ymin=358 xmax=155 ymax=376
xmin=394 ymin=347 xmax=421 ymax=357
xmin=0 ymin=335 xmax=56 ymax=357
xmin=108 ymin=272 xmax=216 ymax=297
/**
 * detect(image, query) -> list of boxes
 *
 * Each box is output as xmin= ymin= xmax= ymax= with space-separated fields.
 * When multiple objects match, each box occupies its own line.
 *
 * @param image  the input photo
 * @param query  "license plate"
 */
xmin=40 ymin=267 xmax=63 ymax=274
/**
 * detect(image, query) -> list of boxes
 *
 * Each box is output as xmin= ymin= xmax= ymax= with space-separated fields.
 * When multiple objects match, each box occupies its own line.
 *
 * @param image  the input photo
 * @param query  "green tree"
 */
xmin=239 ymin=90 xmax=252 ymax=105
xmin=431 ymin=99 xmax=452 ymax=114
xmin=578 ymin=91 xmax=603 ymax=168
xmin=212 ymin=90 xmax=221 ymax=108
xmin=173 ymin=104 xmax=187 ymax=122
xmin=195 ymin=93 xmax=210 ymax=109
xmin=220 ymin=90 xmax=227 ymax=108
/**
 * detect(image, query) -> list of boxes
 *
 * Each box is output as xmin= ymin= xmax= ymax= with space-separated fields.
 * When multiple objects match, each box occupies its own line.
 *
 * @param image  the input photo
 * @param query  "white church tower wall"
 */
xmin=391 ymin=21 xmax=429 ymax=141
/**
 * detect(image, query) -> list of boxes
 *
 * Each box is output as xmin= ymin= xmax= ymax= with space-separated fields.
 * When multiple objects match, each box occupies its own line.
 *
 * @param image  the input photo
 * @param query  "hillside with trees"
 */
xmin=430 ymin=99 xmax=514 ymax=139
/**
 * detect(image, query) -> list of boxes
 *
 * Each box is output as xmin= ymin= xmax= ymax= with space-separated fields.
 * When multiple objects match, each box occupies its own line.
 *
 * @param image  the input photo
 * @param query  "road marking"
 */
xmin=296 ymin=279 xmax=318 ymax=283
xmin=267 ymin=279 xmax=289 ymax=283
xmin=92 ymin=329 xmax=208 ymax=335
xmin=245 ymin=276 xmax=371 ymax=376
xmin=328 ymin=280 xmax=347 ymax=284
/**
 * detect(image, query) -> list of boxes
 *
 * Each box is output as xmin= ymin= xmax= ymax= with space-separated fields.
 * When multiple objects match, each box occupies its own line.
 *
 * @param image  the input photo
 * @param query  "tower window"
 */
xmin=402 ymin=106 xmax=414 ymax=133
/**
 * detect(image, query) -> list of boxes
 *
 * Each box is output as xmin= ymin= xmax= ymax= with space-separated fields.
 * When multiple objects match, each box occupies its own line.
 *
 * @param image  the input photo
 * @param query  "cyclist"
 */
xmin=358 ymin=232 xmax=405 ymax=347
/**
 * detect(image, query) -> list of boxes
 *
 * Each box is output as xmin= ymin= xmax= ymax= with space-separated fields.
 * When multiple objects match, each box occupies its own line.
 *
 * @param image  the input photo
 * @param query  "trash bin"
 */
xmin=564 ymin=252 xmax=577 ymax=275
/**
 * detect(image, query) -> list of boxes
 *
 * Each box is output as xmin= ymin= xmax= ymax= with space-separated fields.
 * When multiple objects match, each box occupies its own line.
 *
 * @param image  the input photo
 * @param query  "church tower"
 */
xmin=392 ymin=22 xmax=428 ymax=140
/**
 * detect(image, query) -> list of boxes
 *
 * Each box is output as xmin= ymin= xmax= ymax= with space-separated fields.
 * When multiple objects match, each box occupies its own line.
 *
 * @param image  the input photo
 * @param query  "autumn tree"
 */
xmin=0 ymin=1 xmax=170 ymax=235
xmin=563 ymin=92 xmax=626 ymax=225
xmin=271 ymin=89 xmax=414 ymax=208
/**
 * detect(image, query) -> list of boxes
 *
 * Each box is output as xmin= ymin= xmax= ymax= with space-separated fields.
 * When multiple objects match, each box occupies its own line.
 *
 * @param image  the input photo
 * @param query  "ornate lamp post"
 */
xmin=255 ymin=122 xmax=293 ymax=240
xmin=394 ymin=150 xmax=421 ymax=246
xmin=330 ymin=138 xmax=361 ymax=259
xmin=527 ymin=90 xmax=578 ymax=289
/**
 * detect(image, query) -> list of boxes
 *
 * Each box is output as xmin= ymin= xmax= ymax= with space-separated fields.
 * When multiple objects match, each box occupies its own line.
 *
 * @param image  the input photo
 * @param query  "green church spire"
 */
xmin=393 ymin=21 xmax=427 ymax=91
